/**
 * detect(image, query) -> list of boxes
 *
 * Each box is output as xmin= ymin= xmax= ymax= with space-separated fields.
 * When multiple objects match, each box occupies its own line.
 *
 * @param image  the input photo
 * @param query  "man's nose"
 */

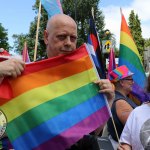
xmin=65 ymin=36 xmax=72 ymax=45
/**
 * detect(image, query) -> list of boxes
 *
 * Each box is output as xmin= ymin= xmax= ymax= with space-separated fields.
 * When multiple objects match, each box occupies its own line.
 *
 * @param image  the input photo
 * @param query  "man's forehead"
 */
xmin=48 ymin=14 xmax=76 ymax=27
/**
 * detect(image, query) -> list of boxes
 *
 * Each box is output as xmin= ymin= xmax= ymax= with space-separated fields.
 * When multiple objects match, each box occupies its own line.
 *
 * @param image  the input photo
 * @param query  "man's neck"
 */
xmin=115 ymin=89 xmax=128 ymax=97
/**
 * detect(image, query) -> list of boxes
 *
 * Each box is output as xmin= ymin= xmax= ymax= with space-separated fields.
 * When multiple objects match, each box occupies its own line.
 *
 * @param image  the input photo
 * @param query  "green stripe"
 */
xmin=7 ymin=83 xmax=99 ymax=141
xmin=119 ymin=44 xmax=144 ymax=72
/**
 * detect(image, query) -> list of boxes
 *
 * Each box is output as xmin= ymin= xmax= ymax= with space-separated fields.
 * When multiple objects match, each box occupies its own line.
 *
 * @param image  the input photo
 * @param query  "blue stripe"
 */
xmin=41 ymin=0 xmax=62 ymax=19
xmin=12 ymin=93 xmax=106 ymax=150
xmin=119 ymin=58 xmax=146 ymax=88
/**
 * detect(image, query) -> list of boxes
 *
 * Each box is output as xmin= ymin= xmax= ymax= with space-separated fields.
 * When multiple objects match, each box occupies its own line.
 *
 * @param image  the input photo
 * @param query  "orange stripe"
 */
xmin=121 ymin=14 xmax=132 ymax=38
xmin=8 ymin=55 xmax=92 ymax=98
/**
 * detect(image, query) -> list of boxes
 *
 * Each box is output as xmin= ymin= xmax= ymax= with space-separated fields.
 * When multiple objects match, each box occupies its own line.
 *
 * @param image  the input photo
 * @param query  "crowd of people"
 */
xmin=0 ymin=14 xmax=150 ymax=150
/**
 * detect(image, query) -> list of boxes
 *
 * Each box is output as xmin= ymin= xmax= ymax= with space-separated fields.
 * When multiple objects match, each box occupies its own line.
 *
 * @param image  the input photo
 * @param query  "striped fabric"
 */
xmin=109 ymin=65 xmax=134 ymax=82
xmin=119 ymin=11 xmax=149 ymax=104
xmin=0 ymin=44 xmax=109 ymax=150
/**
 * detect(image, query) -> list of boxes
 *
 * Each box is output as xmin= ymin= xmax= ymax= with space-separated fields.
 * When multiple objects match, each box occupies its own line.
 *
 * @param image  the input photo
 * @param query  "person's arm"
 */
xmin=117 ymin=143 xmax=132 ymax=150
xmin=116 ymin=100 xmax=133 ymax=125
xmin=0 ymin=58 xmax=25 ymax=79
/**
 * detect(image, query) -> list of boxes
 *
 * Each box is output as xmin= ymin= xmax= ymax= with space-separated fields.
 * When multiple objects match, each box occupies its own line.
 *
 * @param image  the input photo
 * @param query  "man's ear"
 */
xmin=119 ymin=80 xmax=124 ymax=86
xmin=44 ymin=30 xmax=48 ymax=45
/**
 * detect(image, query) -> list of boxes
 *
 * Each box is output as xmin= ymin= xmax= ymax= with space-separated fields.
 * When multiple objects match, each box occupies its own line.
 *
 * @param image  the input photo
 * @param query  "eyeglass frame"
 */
xmin=121 ymin=78 xmax=134 ymax=81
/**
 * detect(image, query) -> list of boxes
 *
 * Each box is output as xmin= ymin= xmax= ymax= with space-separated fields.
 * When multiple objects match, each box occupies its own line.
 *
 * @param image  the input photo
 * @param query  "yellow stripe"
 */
xmin=1 ymin=68 xmax=97 ymax=122
xmin=120 ymin=31 xmax=141 ymax=59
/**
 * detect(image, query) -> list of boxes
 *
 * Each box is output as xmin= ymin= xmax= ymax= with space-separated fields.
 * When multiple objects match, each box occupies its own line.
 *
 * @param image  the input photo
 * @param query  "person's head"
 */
xmin=44 ymin=14 xmax=77 ymax=58
xmin=109 ymin=65 xmax=134 ymax=94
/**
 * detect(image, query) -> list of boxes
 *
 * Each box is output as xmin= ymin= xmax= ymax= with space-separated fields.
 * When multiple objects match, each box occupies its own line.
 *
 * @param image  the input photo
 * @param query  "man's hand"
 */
xmin=94 ymin=79 xmax=115 ymax=103
xmin=0 ymin=58 xmax=25 ymax=78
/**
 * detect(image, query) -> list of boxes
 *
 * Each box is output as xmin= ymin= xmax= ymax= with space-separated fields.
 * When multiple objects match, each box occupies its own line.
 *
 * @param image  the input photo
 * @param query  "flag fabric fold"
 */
xmin=87 ymin=16 xmax=106 ymax=79
xmin=41 ymin=0 xmax=63 ymax=19
xmin=0 ymin=44 xmax=110 ymax=150
xmin=119 ymin=11 xmax=149 ymax=103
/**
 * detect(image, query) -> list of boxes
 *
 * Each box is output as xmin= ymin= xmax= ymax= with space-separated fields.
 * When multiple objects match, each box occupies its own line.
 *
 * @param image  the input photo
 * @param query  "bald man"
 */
xmin=44 ymin=14 xmax=115 ymax=149
xmin=44 ymin=14 xmax=77 ymax=58
xmin=44 ymin=14 xmax=114 ymax=102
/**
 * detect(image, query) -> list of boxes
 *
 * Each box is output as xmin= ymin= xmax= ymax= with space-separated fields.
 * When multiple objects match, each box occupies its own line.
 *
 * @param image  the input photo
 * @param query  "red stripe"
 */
xmin=121 ymin=14 xmax=132 ymax=37
xmin=23 ymin=45 xmax=87 ymax=75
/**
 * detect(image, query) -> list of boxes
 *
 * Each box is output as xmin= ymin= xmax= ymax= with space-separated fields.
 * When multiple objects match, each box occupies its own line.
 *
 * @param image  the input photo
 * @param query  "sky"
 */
xmin=0 ymin=0 xmax=36 ymax=47
xmin=0 ymin=0 xmax=150 ymax=49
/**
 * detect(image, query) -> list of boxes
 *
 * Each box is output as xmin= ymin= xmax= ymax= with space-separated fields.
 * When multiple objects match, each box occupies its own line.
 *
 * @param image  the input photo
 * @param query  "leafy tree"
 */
xmin=144 ymin=38 xmax=150 ymax=48
xmin=128 ymin=10 xmax=144 ymax=60
xmin=0 ymin=23 xmax=9 ymax=50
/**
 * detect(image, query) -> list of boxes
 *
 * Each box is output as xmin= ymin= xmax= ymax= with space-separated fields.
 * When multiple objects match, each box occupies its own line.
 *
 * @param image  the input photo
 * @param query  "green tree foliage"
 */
xmin=128 ymin=10 xmax=144 ymax=60
xmin=144 ymin=38 xmax=150 ymax=48
xmin=62 ymin=0 xmax=105 ymax=47
xmin=12 ymin=0 xmax=105 ymax=61
xmin=0 ymin=23 xmax=9 ymax=50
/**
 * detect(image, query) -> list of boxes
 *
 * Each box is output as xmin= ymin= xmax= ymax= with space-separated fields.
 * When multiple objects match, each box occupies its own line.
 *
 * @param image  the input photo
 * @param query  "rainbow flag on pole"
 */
xmin=119 ymin=10 xmax=150 ymax=104
xmin=0 ymin=44 xmax=109 ymax=150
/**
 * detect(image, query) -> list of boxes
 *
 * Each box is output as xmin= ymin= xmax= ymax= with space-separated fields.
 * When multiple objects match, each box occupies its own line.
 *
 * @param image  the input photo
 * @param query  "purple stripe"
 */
xmin=34 ymin=106 xmax=109 ymax=150
xmin=131 ymin=83 xmax=150 ymax=103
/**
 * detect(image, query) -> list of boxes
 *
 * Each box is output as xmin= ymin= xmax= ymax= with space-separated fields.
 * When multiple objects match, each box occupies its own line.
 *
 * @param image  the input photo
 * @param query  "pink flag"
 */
xmin=22 ymin=42 xmax=30 ymax=63
xmin=108 ymin=48 xmax=116 ymax=78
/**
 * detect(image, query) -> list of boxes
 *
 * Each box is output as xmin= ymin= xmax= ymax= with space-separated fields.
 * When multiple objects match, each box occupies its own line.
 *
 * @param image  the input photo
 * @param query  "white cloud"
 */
xmin=101 ymin=0 xmax=150 ymax=48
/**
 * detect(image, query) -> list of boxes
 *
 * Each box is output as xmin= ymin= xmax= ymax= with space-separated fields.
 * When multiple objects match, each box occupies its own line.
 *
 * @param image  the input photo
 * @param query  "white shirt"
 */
xmin=120 ymin=103 xmax=150 ymax=150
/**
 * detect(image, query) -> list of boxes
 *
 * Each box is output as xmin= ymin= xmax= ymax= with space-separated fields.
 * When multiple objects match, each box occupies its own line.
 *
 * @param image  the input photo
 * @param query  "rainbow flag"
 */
xmin=41 ymin=0 xmax=63 ymax=19
xmin=119 ymin=11 xmax=149 ymax=104
xmin=0 ymin=44 xmax=109 ymax=150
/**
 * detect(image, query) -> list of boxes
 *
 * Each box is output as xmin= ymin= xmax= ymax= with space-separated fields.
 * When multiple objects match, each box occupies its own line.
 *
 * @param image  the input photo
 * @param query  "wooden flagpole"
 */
xmin=23 ymin=41 xmax=27 ymax=62
xmin=34 ymin=1 xmax=41 ymax=61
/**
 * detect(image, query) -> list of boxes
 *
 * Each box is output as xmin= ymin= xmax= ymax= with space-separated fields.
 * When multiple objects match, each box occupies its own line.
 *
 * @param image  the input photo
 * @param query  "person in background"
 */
xmin=107 ymin=65 xmax=137 ymax=149
xmin=118 ymin=74 xmax=150 ymax=150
